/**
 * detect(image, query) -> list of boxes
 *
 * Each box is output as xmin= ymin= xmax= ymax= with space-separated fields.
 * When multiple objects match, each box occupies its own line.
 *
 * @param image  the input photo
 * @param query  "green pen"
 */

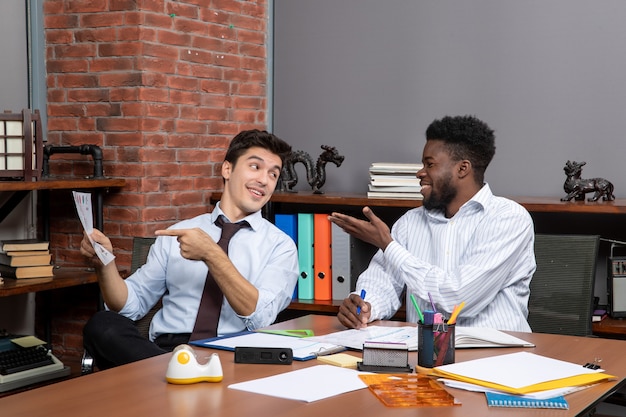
xmin=410 ymin=294 xmax=425 ymax=323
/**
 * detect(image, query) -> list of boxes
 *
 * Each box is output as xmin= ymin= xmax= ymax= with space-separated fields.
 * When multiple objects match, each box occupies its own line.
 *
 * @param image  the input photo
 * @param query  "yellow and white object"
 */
xmin=165 ymin=344 xmax=223 ymax=384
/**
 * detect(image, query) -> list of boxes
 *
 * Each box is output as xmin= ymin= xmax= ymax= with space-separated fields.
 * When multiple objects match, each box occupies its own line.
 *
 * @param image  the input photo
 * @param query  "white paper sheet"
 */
xmin=307 ymin=325 xmax=418 ymax=350
xmin=72 ymin=191 xmax=115 ymax=265
xmin=435 ymin=351 xmax=604 ymax=389
xmin=228 ymin=365 xmax=367 ymax=402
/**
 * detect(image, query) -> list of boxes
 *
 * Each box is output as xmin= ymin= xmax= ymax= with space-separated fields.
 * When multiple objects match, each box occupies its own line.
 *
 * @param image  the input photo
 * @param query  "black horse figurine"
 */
xmin=561 ymin=160 xmax=615 ymax=202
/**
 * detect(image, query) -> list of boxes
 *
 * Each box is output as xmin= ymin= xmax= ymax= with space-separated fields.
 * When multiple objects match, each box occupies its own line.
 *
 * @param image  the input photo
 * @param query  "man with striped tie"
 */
xmin=80 ymin=130 xmax=299 ymax=369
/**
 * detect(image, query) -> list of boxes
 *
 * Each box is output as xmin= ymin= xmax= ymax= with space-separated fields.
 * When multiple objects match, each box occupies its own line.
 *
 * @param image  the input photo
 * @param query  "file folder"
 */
xmin=314 ymin=213 xmax=332 ymax=301
xmin=331 ymin=222 xmax=351 ymax=300
xmin=297 ymin=213 xmax=314 ymax=300
xmin=191 ymin=331 xmax=344 ymax=361
xmin=275 ymin=213 xmax=298 ymax=299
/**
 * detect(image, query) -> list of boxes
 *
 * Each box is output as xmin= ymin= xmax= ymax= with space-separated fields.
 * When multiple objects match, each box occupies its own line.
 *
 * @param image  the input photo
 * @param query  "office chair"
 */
xmin=528 ymin=234 xmax=599 ymax=337
xmin=81 ymin=237 xmax=157 ymax=374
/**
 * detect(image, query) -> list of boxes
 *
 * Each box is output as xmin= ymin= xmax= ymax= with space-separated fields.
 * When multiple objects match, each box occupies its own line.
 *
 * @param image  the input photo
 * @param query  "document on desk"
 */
xmin=190 ymin=332 xmax=344 ymax=360
xmin=432 ymin=351 xmax=616 ymax=395
xmin=307 ymin=325 xmax=418 ymax=351
xmin=228 ymin=365 xmax=367 ymax=402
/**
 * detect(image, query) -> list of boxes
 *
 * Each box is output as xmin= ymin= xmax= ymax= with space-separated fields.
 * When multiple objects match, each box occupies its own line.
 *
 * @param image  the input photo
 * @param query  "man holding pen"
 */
xmin=80 ymin=130 xmax=299 ymax=369
xmin=330 ymin=115 xmax=536 ymax=332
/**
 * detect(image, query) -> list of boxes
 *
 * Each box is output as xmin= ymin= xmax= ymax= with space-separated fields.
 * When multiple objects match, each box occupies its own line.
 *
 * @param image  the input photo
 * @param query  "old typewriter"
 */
xmin=0 ymin=334 xmax=70 ymax=392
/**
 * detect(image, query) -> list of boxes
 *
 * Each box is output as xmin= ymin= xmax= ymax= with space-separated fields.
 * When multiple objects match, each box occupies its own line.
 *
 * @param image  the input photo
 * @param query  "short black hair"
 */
xmin=425 ymin=115 xmax=495 ymax=184
xmin=224 ymin=129 xmax=292 ymax=167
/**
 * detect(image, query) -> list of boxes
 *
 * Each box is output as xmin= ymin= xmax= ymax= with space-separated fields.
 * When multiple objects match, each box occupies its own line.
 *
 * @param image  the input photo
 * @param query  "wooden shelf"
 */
xmin=509 ymin=196 xmax=626 ymax=215
xmin=0 ymin=178 xmax=126 ymax=192
xmin=211 ymin=191 xmax=626 ymax=214
xmin=0 ymin=267 xmax=98 ymax=298
xmin=286 ymin=299 xmax=406 ymax=320
xmin=592 ymin=316 xmax=626 ymax=339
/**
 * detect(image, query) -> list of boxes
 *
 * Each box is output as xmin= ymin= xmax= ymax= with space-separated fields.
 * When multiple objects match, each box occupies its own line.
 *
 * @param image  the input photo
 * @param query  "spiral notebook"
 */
xmin=485 ymin=392 xmax=568 ymax=409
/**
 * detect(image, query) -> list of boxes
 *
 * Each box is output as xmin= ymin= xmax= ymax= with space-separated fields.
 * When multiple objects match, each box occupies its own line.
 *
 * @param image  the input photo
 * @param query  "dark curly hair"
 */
xmin=425 ymin=115 xmax=495 ymax=185
xmin=224 ymin=129 xmax=292 ymax=167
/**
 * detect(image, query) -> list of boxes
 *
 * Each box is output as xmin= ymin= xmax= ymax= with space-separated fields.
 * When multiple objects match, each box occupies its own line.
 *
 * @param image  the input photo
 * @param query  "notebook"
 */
xmin=485 ymin=392 xmax=568 ymax=409
xmin=455 ymin=327 xmax=535 ymax=348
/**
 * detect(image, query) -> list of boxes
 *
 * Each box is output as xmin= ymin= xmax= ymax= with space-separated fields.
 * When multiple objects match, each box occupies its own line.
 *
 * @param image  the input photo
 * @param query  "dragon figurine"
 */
xmin=279 ymin=145 xmax=345 ymax=194
xmin=561 ymin=160 xmax=615 ymax=202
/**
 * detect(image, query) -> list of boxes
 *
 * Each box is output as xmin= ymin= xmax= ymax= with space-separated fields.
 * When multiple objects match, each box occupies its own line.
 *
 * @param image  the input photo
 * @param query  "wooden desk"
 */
xmin=2 ymin=315 xmax=626 ymax=417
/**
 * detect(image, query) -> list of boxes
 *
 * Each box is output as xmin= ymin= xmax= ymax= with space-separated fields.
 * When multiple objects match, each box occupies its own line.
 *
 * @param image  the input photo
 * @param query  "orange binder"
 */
xmin=314 ymin=213 xmax=332 ymax=300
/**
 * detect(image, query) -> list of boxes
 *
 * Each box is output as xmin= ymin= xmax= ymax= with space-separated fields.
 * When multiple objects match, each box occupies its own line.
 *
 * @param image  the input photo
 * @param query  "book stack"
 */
xmin=0 ymin=239 xmax=54 ymax=279
xmin=367 ymin=162 xmax=423 ymax=199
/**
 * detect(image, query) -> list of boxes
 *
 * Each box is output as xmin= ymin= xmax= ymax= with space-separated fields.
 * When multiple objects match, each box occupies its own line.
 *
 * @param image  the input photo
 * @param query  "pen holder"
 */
xmin=417 ymin=322 xmax=455 ymax=368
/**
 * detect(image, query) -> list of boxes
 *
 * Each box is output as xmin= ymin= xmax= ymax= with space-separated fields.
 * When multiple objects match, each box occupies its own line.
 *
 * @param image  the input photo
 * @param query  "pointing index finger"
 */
xmin=155 ymin=229 xmax=186 ymax=237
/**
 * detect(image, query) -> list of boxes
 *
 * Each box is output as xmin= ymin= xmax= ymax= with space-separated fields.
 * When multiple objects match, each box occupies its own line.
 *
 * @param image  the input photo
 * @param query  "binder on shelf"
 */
xmin=275 ymin=214 xmax=299 ymax=299
xmin=313 ymin=213 xmax=332 ymax=301
xmin=331 ymin=223 xmax=351 ymax=300
xmin=297 ymin=213 xmax=314 ymax=300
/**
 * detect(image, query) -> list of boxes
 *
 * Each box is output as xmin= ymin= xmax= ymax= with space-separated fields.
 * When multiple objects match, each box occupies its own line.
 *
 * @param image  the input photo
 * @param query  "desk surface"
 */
xmin=2 ymin=315 xmax=626 ymax=417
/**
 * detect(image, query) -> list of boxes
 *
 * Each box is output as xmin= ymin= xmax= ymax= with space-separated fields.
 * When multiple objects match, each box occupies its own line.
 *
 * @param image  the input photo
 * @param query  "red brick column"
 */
xmin=39 ymin=0 xmax=269 ymax=362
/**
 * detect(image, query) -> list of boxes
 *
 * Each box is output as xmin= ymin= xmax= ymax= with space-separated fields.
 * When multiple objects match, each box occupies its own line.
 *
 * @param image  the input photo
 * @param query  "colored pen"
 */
xmin=428 ymin=292 xmax=437 ymax=312
xmin=410 ymin=294 xmax=425 ymax=323
xmin=448 ymin=301 xmax=466 ymax=325
xmin=356 ymin=289 xmax=366 ymax=315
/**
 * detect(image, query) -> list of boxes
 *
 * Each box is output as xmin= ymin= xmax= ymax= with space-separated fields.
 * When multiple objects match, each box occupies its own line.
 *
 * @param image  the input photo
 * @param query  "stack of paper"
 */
xmin=431 ymin=352 xmax=615 ymax=395
xmin=368 ymin=162 xmax=423 ymax=199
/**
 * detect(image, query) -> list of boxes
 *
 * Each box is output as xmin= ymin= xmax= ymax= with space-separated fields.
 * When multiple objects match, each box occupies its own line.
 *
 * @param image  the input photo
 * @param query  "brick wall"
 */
xmin=37 ymin=0 xmax=270 ymax=365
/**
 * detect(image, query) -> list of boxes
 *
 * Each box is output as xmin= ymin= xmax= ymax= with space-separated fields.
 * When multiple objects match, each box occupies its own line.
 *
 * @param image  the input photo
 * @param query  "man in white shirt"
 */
xmin=81 ymin=130 xmax=299 ymax=369
xmin=330 ymin=115 xmax=536 ymax=332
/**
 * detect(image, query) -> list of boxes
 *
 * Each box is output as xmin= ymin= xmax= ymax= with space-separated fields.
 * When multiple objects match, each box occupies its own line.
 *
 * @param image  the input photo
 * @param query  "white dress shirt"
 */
xmin=117 ymin=202 xmax=299 ymax=340
xmin=356 ymin=184 xmax=536 ymax=332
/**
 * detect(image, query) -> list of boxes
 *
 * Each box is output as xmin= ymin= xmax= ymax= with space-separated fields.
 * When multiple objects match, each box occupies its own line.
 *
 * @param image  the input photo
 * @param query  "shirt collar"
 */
xmin=462 ymin=183 xmax=493 ymax=211
xmin=211 ymin=202 xmax=263 ymax=231
xmin=425 ymin=183 xmax=493 ymax=220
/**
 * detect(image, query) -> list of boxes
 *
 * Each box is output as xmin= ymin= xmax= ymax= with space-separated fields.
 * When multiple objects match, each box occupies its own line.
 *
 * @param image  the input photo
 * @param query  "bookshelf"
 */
xmin=210 ymin=191 xmax=626 ymax=319
xmin=0 ymin=178 xmax=126 ymax=239
xmin=0 ymin=178 xmax=125 ymax=346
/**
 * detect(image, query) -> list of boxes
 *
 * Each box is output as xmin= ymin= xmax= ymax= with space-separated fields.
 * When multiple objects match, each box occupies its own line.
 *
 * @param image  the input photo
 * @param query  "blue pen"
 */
xmin=356 ymin=289 xmax=366 ymax=315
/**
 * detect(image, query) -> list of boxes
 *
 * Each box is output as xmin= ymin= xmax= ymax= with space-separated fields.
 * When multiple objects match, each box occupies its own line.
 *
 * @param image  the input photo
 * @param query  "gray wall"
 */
xmin=273 ymin=0 xmax=626 ymax=198
xmin=0 ymin=0 xmax=36 ymax=335
xmin=0 ymin=1 xmax=28 ymax=112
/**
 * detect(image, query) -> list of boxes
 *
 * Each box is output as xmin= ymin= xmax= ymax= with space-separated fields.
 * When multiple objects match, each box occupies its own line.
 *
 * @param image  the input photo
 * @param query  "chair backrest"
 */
xmin=528 ymin=234 xmax=599 ymax=337
xmin=131 ymin=237 xmax=156 ymax=274
xmin=130 ymin=237 xmax=159 ymax=339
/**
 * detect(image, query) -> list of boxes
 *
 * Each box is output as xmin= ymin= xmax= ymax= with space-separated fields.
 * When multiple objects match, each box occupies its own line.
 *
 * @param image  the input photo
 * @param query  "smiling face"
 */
xmin=220 ymin=146 xmax=283 ymax=221
xmin=417 ymin=140 xmax=460 ymax=213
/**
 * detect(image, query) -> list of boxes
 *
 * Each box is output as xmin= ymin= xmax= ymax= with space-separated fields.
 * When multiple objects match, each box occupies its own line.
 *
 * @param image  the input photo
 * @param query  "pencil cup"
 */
xmin=417 ymin=322 xmax=455 ymax=368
